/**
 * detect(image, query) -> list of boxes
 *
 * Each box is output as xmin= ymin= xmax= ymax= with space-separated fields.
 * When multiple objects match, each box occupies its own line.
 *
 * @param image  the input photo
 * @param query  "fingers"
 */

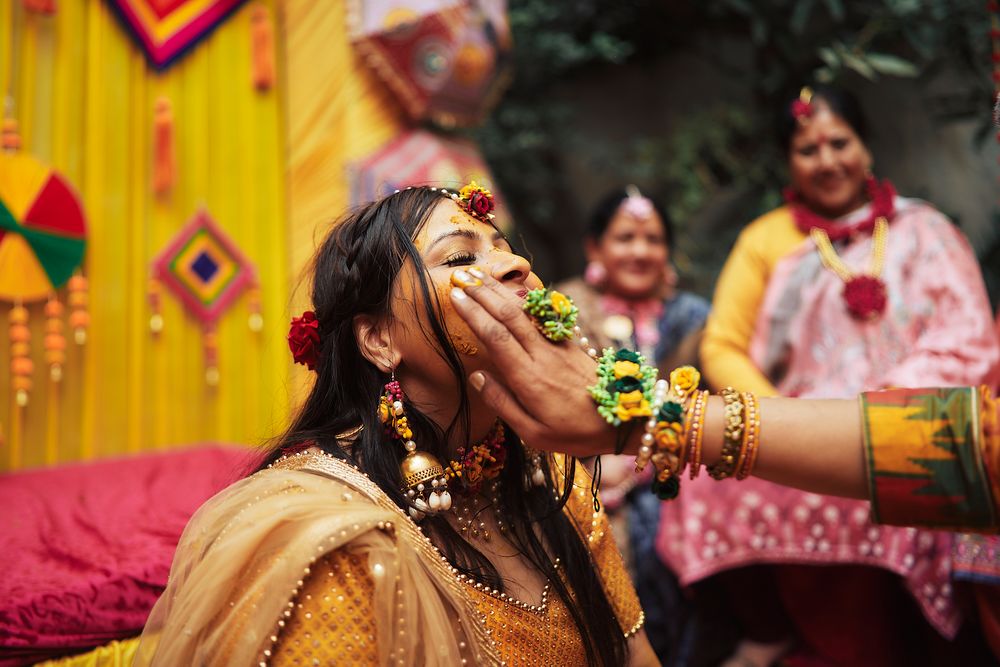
xmin=459 ymin=268 xmax=547 ymax=351
xmin=449 ymin=285 xmax=537 ymax=382
xmin=468 ymin=371 xmax=542 ymax=440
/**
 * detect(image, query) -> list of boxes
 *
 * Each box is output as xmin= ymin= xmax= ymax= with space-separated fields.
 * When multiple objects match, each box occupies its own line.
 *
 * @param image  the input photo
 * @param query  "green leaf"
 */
xmin=866 ymin=52 xmax=921 ymax=77
xmin=817 ymin=46 xmax=840 ymax=67
xmin=790 ymin=0 xmax=816 ymax=34
xmin=841 ymin=49 xmax=877 ymax=80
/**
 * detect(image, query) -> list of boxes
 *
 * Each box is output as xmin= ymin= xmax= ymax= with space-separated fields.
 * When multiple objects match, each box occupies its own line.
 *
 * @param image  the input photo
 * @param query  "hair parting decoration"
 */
xmin=259 ymin=186 xmax=628 ymax=666
xmin=776 ymin=84 xmax=869 ymax=154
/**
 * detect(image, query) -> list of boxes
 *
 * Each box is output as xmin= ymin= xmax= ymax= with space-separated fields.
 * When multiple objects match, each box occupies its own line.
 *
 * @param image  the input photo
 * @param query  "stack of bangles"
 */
xmin=523 ymin=287 xmax=762 ymax=500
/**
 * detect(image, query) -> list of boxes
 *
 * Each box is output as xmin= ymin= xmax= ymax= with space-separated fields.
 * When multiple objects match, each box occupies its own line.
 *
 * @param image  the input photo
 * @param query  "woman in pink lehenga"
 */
xmin=657 ymin=86 xmax=1000 ymax=666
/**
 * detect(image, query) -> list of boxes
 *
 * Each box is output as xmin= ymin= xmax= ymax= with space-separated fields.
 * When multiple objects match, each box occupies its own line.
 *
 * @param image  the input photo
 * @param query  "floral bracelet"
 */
xmin=638 ymin=366 xmax=701 ymax=499
xmin=588 ymin=348 xmax=656 ymax=427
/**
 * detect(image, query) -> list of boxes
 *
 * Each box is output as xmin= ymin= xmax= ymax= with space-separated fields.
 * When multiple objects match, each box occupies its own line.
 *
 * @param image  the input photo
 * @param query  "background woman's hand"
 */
xmin=450 ymin=269 xmax=618 ymax=457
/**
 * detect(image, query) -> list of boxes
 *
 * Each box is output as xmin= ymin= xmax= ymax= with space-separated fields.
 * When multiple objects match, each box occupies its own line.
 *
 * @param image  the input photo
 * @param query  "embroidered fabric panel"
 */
xmin=271 ymin=549 xmax=379 ymax=666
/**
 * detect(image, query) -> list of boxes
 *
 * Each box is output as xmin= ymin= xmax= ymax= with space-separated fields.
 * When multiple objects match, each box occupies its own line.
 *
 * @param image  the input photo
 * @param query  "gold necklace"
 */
xmin=810 ymin=216 xmax=889 ymax=320
xmin=453 ymin=480 xmax=507 ymax=542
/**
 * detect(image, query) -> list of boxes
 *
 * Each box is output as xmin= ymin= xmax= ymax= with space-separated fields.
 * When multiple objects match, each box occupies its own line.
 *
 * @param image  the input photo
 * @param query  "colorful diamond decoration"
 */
xmin=152 ymin=209 xmax=255 ymax=323
xmin=106 ymin=0 xmax=250 ymax=69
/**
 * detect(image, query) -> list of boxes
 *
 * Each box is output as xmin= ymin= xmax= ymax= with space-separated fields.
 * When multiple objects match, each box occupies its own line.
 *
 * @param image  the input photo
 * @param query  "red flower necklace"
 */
xmin=784 ymin=176 xmax=895 ymax=320
xmin=445 ymin=420 xmax=507 ymax=495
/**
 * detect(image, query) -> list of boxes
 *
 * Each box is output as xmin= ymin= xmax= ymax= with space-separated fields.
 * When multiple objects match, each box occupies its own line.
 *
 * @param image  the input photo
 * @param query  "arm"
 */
xmin=450 ymin=271 xmax=999 ymax=531
xmin=700 ymin=227 xmax=781 ymax=396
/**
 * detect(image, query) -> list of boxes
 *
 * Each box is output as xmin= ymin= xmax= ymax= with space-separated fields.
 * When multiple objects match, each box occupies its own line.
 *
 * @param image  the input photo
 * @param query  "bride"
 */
xmin=134 ymin=184 xmax=658 ymax=666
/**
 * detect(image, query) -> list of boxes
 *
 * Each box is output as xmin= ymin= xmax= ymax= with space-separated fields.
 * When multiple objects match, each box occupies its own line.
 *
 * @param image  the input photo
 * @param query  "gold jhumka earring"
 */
xmin=378 ymin=376 xmax=451 ymax=521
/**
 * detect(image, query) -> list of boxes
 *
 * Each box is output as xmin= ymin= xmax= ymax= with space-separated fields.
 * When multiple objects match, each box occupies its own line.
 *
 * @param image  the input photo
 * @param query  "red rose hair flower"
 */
xmin=455 ymin=181 xmax=496 ymax=222
xmin=791 ymin=86 xmax=815 ymax=124
xmin=288 ymin=311 xmax=321 ymax=370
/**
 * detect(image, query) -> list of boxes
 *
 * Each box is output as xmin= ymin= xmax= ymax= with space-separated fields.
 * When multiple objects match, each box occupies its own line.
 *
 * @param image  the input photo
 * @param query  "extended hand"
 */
xmin=449 ymin=269 xmax=618 ymax=457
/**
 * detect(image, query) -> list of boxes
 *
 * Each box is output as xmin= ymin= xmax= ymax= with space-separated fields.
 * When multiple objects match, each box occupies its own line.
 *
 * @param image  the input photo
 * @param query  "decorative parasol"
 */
xmin=346 ymin=0 xmax=512 ymax=127
xmin=0 ymin=152 xmax=87 ymax=303
xmin=0 ymin=120 xmax=89 ymax=417
xmin=349 ymin=128 xmax=510 ymax=229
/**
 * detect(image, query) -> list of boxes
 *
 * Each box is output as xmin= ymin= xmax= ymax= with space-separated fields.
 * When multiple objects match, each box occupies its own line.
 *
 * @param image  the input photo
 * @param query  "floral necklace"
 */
xmin=784 ymin=176 xmax=895 ymax=320
xmin=444 ymin=421 xmax=508 ymax=542
xmin=445 ymin=420 xmax=507 ymax=495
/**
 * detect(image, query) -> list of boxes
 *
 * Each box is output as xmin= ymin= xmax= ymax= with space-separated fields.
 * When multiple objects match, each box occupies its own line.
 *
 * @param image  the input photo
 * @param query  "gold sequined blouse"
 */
xmin=271 ymin=462 xmax=643 ymax=666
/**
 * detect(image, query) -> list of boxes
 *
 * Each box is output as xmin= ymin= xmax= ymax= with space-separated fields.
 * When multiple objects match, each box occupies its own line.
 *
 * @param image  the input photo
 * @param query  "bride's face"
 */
xmin=390 ymin=198 xmax=543 ymax=385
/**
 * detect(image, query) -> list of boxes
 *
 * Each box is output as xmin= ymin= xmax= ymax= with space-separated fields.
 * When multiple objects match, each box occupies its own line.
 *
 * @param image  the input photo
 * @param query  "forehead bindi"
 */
xmin=794 ymin=109 xmax=854 ymax=147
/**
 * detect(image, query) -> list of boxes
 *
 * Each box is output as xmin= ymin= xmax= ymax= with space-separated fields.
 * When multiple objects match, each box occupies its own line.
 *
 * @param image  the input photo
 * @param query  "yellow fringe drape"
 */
xmin=0 ymin=0 xmax=290 ymax=472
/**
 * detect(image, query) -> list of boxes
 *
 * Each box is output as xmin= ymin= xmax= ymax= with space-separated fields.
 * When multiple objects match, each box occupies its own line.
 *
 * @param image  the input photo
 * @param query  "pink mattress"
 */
xmin=0 ymin=446 xmax=253 ymax=665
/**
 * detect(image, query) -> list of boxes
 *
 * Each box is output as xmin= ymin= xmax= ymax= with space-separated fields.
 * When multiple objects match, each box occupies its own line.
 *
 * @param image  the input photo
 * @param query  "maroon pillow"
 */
xmin=0 ymin=446 xmax=253 ymax=665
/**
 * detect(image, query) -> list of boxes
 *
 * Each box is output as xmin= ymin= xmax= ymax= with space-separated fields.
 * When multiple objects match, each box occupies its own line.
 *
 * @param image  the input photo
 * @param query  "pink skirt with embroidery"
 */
xmin=656 ymin=477 xmax=960 ymax=638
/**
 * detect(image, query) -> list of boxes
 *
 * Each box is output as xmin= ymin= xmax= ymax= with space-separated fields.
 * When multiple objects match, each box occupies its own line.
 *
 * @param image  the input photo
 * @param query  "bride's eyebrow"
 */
xmin=426 ymin=228 xmax=481 ymax=254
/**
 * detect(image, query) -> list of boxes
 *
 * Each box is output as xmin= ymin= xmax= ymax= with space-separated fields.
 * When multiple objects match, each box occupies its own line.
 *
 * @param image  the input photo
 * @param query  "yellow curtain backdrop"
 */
xmin=0 ymin=0 xmax=290 ymax=472
xmin=281 ymin=0 xmax=407 ymax=408
xmin=284 ymin=0 xmax=406 ymax=280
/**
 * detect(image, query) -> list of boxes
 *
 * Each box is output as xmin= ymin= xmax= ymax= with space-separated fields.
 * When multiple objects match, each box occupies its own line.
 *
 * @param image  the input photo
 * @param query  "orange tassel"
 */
xmin=44 ymin=296 xmax=66 ymax=382
xmin=204 ymin=324 xmax=220 ymax=387
xmin=67 ymin=274 xmax=89 ymax=345
xmin=10 ymin=304 xmax=32 ymax=407
xmin=2 ymin=118 xmax=21 ymax=152
xmin=153 ymin=97 xmax=175 ymax=195
xmin=250 ymin=3 xmax=275 ymax=91
xmin=148 ymin=276 xmax=164 ymax=335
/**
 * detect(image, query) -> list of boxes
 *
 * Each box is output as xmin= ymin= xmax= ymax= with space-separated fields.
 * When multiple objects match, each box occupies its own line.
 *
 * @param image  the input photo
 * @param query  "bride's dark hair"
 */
xmin=258 ymin=187 xmax=628 ymax=666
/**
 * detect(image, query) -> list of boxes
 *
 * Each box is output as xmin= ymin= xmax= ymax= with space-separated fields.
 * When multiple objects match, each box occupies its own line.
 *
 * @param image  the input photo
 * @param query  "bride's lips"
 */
xmin=516 ymin=289 xmax=528 ymax=299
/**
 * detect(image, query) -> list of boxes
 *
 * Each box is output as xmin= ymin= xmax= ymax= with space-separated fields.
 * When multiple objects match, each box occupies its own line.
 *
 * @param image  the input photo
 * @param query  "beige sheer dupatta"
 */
xmin=134 ymin=452 xmax=500 ymax=666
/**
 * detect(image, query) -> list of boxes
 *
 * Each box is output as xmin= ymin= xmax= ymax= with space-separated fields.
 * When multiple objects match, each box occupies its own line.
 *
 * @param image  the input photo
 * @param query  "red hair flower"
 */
xmin=469 ymin=191 xmax=494 ymax=216
xmin=456 ymin=181 xmax=495 ymax=222
xmin=288 ymin=311 xmax=321 ymax=370
xmin=791 ymin=86 xmax=815 ymax=124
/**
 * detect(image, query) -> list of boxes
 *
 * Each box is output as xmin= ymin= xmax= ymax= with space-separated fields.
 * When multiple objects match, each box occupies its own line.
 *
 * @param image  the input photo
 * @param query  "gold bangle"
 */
xmin=735 ymin=391 xmax=760 ymax=480
xmin=708 ymin=387 xmax=744 ymax=480
xmin=686 ymin=389 xmax=708 ymax=479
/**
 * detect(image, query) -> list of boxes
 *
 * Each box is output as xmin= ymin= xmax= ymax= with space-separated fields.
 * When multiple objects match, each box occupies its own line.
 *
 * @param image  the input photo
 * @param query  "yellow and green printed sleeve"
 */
xmin=861 ymin=386 xmax=1000 ymax=532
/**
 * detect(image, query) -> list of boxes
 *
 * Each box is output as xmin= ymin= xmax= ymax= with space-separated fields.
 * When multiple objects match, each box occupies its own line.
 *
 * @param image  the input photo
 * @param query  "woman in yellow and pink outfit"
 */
xmin=656 ymin=86 xmax=1000 ymax=666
